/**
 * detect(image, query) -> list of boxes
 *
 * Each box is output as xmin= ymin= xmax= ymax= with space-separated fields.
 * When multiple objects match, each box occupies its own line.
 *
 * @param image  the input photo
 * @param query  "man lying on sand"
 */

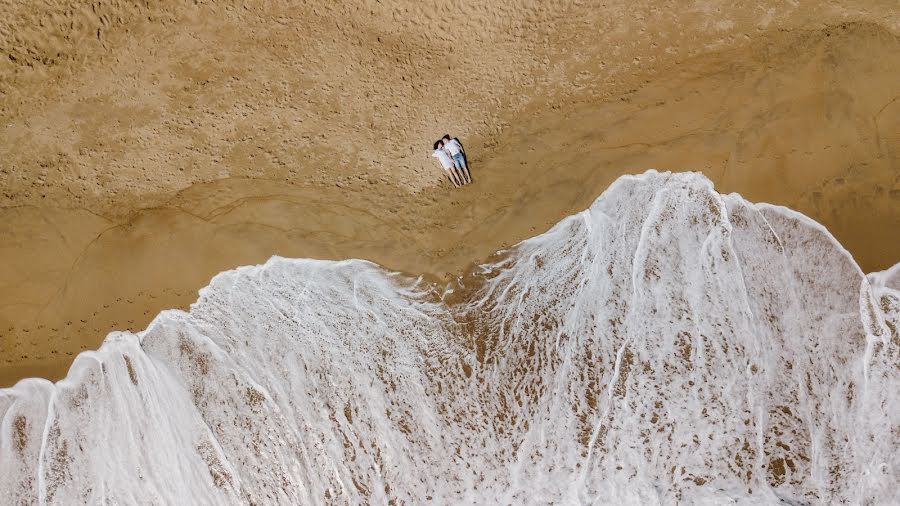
xmin=433 ymin=139 xmax=464 ymax=187
xmin=441 ymin=134 xmax=471 ymax=185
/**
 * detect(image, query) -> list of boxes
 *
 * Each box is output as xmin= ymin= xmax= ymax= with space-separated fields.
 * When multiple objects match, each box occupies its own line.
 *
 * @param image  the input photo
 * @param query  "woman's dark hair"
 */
xmin=442 ymin=134 xmax=451 ymax=141
xmin=433 ymin=140 xmax=442 ymax=150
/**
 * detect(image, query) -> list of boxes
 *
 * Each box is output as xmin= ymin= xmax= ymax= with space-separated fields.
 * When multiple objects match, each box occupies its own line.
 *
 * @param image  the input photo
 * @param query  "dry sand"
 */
xmin=1 ymin=1 xmax=898 ymax=386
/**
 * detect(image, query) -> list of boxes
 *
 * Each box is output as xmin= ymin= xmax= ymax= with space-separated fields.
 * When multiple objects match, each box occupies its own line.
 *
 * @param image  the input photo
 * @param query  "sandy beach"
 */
xmin=1 ymin=1 xmax=898 ymax=386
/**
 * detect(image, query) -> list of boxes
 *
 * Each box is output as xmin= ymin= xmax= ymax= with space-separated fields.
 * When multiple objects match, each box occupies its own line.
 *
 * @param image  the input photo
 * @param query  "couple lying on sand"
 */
xmin=432 ymin=134 xmax=471 ymax=187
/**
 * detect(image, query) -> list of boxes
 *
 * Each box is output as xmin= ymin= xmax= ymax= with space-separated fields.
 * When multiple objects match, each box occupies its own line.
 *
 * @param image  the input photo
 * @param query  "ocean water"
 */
xmin=1 ymin=171 xmax=897 ymax=505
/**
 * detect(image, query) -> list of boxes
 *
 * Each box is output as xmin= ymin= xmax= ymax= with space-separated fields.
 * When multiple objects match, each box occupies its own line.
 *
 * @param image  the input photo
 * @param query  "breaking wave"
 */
xmin=1 ymin=171 xmax=897 ymax=505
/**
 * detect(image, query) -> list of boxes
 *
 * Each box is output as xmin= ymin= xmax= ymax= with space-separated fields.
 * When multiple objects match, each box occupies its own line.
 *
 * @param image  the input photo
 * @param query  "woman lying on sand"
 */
xmin=432 ymin=140 xmax=461 ymax=187
xmin=432 ymin=135 xmax=471 ymax=187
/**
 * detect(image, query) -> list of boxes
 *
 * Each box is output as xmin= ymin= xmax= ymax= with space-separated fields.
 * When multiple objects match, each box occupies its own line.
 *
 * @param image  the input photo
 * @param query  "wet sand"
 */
xmin=1 ymin=2 xmax=899 ymax=386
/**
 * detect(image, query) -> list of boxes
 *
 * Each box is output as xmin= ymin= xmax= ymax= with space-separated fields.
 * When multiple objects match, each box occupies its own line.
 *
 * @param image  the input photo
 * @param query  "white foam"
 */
xmin=868 ymin=262 xmax=900 ymax=290
xmin=1 ymin=171 xmax=896 ymax=504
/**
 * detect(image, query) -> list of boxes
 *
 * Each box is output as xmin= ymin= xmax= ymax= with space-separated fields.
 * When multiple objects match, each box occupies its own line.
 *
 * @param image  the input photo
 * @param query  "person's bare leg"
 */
xmin=445 ymin=169 xmax=461 ymax=187
xmin=451 ymin=166 xmax=466 ymax=187
xmin=455 ymin=155 xmax=471 ymax=184
xmin=452 ymin=167 xmax=465 ymax=187
xmin=450 ymin=159 xmax=466 ymax=186
xmin=461 ymin=165 xmax=472 ymax=184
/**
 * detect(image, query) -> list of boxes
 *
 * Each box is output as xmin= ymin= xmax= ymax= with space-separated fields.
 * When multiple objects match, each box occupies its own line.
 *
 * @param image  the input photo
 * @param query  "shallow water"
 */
xmin=1 ymin=171 xmax=897 ymax=505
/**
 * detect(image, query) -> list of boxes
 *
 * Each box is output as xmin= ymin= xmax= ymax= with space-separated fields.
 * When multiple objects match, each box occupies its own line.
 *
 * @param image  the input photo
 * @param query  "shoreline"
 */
xmin=3 ymin=169 xmax=894 ymax=393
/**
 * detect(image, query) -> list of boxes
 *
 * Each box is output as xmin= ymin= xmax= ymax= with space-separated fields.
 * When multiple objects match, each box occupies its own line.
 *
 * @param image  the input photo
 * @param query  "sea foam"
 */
xmin=1 ymin=171 xmax=897 ymax=505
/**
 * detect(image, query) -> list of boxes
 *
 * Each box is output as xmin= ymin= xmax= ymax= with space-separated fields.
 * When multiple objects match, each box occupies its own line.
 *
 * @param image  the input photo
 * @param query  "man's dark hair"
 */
xmin=433 ymin=140 xmax=442 ymax=150
xmin=442 ymin=134 xmax=451 ymax=140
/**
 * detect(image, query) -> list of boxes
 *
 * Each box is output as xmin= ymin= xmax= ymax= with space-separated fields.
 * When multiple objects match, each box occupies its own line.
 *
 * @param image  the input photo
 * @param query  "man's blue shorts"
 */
xmin=452 ymin=153 xmax=467 ymax=170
